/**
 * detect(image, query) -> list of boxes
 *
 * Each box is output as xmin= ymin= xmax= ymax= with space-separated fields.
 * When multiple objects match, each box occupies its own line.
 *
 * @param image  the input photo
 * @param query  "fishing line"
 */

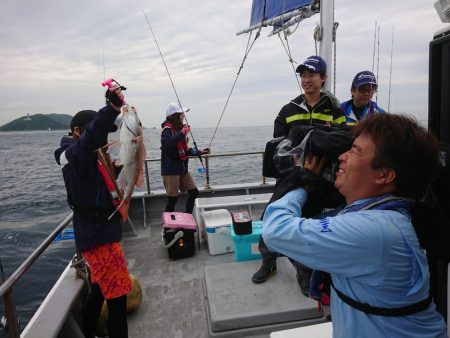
xmin=143 ymin=10 xmax=207 ymax=175
xmin=207 ymin=27 xmax=261 ymax=150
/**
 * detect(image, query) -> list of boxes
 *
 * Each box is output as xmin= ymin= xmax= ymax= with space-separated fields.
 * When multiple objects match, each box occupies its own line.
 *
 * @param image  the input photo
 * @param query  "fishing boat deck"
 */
xmin=123 ymin=187 xmax=328 ymax=338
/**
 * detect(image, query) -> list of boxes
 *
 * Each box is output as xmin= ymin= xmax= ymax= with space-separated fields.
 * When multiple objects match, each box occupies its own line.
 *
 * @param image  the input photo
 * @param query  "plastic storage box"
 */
xmin=202 ymin=209 xmax=235 ymax=255
xmin=230 ymin=221 xmax=263 ymax=261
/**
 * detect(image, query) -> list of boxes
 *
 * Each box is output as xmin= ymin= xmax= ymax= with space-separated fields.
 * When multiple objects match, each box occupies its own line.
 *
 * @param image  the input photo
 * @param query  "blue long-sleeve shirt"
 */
xmin=262 ymin=188 xmax=447 ymax=338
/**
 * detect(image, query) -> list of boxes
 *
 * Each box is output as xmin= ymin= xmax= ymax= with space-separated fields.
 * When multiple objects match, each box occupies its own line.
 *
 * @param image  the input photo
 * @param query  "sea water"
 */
xmin=0 ymin=125 xmax=273 ymax=334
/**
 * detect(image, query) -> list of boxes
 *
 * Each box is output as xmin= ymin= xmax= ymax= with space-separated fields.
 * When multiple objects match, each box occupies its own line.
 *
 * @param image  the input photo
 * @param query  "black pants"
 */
xmin=165 ymin=188 xmax=199 ymax=214
xmin=258 ymin=235 xmax=312 ymax=276
xmin=82 ymin=283 xmax=128 ymax=338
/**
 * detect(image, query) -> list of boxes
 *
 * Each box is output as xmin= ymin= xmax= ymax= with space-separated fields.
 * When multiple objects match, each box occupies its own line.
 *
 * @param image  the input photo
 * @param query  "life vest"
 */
xmin=342 ymin=100 xmax=386 ymax=125
xmin=162 ymin=121 xmax=189 ymax=161
xmin=98 ymin=160 xmax=121 ymax=208
xmin=97 ymin=150 xmax=127 ymax=221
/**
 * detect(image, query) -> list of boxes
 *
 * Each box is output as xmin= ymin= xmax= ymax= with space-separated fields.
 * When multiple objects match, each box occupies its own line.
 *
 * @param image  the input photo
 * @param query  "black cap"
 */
xmin=70 ymin=110 xmax=118 ymax=132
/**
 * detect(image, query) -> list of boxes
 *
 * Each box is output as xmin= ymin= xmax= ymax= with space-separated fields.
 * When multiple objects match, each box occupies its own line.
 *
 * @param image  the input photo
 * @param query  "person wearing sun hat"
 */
xmin=160 ymin=102 xmax=210 ymax=214
xmin=341 ymin=70 xmax=386 ymax=125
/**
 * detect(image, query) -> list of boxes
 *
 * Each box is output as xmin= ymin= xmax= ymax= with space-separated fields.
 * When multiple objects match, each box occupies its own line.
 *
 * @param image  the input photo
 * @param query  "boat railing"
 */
xmin=0 ymin=212 xmax=73 ymax=338
xmin=143 ymin=150 xmax=268 ymax=193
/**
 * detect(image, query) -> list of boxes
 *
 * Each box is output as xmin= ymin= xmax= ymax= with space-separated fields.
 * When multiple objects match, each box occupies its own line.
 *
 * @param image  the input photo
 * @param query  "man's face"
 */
xmin=334 ymin=134 xmax=384 ymax=204
xmin=300 ymin=70 xmax=326 ymax=95
xmin=351 ymin=85 xmax=376 ymax=108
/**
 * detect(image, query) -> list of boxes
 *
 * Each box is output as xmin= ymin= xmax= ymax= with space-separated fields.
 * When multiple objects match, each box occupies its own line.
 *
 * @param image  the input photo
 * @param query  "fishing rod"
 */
xmin=142 ymin=10 xmax=208 ymax=176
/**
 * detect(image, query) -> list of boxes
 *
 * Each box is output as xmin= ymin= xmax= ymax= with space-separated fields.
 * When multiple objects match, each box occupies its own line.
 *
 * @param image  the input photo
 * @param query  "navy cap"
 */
xmin=352 ymin=71 xmax=377 ymax=88
xmin=70 ymin=110 xmax=118 ymax=132
xmin=296 ymin=55 xmax=327 ymax=74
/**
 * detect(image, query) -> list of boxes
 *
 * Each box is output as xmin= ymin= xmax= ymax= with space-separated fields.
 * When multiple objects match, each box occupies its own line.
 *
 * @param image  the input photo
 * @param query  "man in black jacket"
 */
xmin=253 ymin=56 xmax=346 ymax=295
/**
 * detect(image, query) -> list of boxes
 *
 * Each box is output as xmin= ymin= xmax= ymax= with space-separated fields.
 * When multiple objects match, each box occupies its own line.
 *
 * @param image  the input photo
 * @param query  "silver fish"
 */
xmin=109 ymin=104 xmax=146 ymax=221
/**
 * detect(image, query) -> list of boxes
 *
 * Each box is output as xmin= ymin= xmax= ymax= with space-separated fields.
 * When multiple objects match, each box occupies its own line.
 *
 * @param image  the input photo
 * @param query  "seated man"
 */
xmin=341 ymin=70 xmax=385 ymax=125
xmin=262 ymin=114 xmax=447 ymax=337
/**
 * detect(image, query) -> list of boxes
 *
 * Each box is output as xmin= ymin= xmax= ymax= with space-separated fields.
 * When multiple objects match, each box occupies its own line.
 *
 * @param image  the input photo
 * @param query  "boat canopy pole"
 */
xmin=237 ymin=5 xmax=316 ymax=36
xmin=268 ymin=7 xmax=318 ymax=37
xmin=319 ymin=0 xmax=334 ymax=92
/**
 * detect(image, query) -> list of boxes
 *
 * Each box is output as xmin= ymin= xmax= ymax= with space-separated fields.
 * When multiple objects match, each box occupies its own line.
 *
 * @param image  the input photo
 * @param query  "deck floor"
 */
xmin=123 ymin=222 xmax=237 ymax=338
xmin=122 ymin=217 xmax=326 ymax=338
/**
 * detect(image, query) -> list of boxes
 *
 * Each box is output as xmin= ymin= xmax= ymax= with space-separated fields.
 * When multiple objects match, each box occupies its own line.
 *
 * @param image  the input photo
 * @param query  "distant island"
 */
xmin=0 ymin=113 xmax=73 ymax=132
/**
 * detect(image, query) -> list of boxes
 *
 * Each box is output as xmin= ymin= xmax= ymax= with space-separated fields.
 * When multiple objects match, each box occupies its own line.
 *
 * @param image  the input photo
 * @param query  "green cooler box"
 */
xmin=230 ymin=221 xmax=263 ymax=262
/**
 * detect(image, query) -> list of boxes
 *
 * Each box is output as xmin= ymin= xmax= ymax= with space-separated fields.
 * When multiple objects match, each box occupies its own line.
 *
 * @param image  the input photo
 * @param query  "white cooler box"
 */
xmin=202 ymin=209 xmax=235 ymax=255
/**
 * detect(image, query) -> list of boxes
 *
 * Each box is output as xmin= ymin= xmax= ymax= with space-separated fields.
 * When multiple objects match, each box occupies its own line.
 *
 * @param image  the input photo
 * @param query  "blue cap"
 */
xmin=352 ymin=71 xmax=377 ymax=88
xmin=296 ymin=55 xmax=327 ymax=74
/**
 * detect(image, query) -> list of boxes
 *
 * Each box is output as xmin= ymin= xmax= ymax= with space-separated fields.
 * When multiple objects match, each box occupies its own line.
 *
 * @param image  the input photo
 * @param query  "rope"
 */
xmin=207 ymin=28 xmax=261 ymax=149
xmin=71 ymin=253 xmax=91 ymax=294
xmin=313 ymin=24 xmax=321 ymax=55
xmin=277 ymin=32 xmax=302 ymax=92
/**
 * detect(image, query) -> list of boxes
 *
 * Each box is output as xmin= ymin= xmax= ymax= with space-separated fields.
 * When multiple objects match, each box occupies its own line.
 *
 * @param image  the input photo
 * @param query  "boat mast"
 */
xmin=319 ymin=0 xmax=334 ymax=92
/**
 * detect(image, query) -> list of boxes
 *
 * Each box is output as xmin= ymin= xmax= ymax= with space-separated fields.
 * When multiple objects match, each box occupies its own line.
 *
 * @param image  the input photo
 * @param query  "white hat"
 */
xmin=165 ymin=102 xmax=190 ymax=117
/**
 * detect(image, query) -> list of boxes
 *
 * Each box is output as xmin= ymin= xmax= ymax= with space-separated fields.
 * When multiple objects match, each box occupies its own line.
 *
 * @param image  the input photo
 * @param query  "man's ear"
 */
xmin=72 ymin=127 xmax=82 ymax=139
xmin=375 ymin=168 xmax=396 ymax=185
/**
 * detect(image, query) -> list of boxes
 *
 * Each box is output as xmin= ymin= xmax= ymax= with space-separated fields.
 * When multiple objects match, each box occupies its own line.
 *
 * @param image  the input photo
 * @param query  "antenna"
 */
xmin=387 ymin=26 xmax=394 ymax=113
xmin=371 ymin=21 xmax=377 ymax=73
xmin=375 ymin=25 xmax=380 ymax=104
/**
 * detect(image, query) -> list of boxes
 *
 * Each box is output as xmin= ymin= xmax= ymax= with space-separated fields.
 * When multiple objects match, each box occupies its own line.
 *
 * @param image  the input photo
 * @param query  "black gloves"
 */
xmin=105 ymin=89 xmax=124 ymax=107
xmin=260 ymin=166 xmax=345 ymax=220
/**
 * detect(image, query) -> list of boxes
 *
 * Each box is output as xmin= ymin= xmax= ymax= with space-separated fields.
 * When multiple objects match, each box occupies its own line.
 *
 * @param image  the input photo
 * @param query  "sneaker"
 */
xmin=252 ymin=264 xmax=277 ymax=284
xmin=296 ymin=269 xmax=312 ymax=297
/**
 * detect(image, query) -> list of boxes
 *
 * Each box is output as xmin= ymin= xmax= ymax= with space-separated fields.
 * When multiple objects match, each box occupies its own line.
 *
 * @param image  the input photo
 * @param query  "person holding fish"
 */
xmin=54 ymin=81 xmax=131 ymax=338
xmin=161 ymin=102 xmax=210 ymax=214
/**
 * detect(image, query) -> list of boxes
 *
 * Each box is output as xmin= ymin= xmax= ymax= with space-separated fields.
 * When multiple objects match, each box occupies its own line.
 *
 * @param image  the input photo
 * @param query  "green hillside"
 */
xmin=0 ymin=114 xmax=72 ymax=131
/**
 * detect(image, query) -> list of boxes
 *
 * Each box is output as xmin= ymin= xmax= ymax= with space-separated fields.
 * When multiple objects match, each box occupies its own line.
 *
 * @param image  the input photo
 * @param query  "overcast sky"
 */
xmin=0 ymin=0 xmax=448 ymax=129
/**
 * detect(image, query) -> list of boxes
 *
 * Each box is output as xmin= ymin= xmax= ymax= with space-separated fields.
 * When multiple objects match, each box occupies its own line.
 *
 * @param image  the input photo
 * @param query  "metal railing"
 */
xmin=0 ymin=151 xmax=268 ymax=337
xmin=0 ymin=212 xmax=73 ymax=338
xmin=143 ymin=150 xmax=268 ymax=193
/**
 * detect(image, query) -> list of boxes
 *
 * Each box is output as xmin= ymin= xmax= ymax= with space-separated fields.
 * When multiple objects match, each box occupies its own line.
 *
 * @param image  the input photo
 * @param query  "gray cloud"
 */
xmin=0 ymin=0 xmax=447 ymax=129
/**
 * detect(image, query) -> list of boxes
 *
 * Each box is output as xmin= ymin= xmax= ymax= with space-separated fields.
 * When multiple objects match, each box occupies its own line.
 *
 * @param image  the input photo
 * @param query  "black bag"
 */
xmin=163 ymin=228 xmax=195 ymax=260
xmin=161 ymin=212 xmax=197 ymax=260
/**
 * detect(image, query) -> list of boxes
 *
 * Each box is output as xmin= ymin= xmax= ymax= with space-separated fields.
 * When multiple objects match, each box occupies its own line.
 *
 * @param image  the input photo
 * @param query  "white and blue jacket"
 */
xmin=341 ymin=100 xmax=385 ymax=125
xmin=263 ymin=188 xmax=447 ymax=338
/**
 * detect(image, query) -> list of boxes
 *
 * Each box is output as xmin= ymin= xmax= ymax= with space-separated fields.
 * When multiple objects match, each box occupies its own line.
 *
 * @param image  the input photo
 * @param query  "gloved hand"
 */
xmin=105 ymin=88 xmax=124 ymax=107
xmin=200 ymin=148 xmax=210 ymax=155
xmin=181 ymin=125 xmax=190 ymax=135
